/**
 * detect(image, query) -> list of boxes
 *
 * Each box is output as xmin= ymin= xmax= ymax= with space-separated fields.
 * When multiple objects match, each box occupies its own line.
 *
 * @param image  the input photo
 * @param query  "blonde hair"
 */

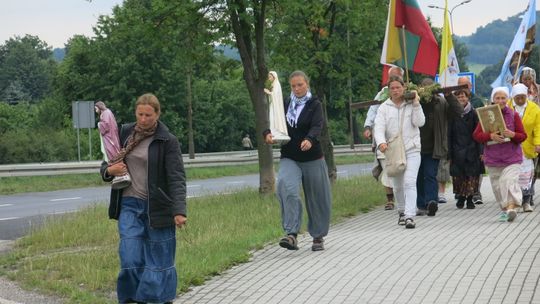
xmin=136 ymin=93 xmax=161 ymax=114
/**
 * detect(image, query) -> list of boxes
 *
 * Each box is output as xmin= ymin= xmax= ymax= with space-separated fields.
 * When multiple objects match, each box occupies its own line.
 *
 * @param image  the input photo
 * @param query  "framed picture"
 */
xmin=476 ymin=104 xmax=506 ymax=134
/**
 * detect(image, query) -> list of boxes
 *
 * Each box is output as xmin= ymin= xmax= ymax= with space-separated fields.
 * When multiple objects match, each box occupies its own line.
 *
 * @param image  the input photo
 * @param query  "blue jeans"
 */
xmin=416 ymin=154 xmax=440 ymax=209
xmin=117 ymin=196 xmax=177 ymax=303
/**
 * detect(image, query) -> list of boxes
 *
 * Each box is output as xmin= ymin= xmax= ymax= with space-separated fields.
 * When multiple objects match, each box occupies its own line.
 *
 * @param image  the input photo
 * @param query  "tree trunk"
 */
xmin=186 ymin=69 xmax=195 ymax=159
xmin=227 ymin=0 xmax=274 ymax=194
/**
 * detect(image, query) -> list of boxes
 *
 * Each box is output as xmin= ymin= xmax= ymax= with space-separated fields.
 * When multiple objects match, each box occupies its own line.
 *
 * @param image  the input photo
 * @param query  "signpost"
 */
xmin=72 ymin=101 xmax=95 ymax=161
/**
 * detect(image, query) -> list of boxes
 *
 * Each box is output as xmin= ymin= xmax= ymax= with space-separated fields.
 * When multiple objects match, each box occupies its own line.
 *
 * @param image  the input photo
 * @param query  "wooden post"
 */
xmin=400 ymin=26 xmax=410 ymax=83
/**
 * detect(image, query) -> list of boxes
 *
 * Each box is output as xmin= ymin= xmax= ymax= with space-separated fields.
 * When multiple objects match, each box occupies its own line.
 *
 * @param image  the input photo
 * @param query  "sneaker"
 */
xmin=499 ymin=212 xmax=508 ymax=222
xmin=427 ymin=201 xmax=438 ymax=216
xmin=398 ymin=213 xmax=406 ymax=225
xmin=311 ymin=238 xmax=324 ymax=251
xmin=472 ymin=194 xmax=483 ymax=205
xmin=416 ymin=209 xmax=427 ymax=216
xmin=405 ymin=218 xmax=416 ymax=229
xmin=438 ymin=195 xmax=447 ymax=204
xmin=385 ymin=202 xmax=395 ymax=210
xmin=507 ymin=209 xmax=517 ymax=222
xmin=523 ymin=203 xmax=533 ymax=212
xmin=279 ymin=235 xmax=299 ymax=250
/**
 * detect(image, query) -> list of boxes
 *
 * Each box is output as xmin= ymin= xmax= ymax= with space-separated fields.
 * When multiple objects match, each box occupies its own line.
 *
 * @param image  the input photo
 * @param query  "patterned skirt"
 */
xmin=452 ymin=175 xmax=480 ymax=197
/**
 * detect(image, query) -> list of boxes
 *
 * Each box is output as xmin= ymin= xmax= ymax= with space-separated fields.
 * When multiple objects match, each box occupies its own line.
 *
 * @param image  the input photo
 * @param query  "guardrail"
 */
xmin=0 ymin=144 xmax=372 ymax=177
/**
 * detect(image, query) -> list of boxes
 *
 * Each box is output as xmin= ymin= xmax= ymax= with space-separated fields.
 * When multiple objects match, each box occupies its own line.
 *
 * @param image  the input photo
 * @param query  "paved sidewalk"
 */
xmin=175 ymin=179 xmax=540 ymax=304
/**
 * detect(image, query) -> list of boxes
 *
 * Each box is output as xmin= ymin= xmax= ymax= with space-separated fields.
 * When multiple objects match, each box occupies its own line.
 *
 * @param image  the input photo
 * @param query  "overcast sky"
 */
xmin=0 ymin=0 xmax=537 ymax=48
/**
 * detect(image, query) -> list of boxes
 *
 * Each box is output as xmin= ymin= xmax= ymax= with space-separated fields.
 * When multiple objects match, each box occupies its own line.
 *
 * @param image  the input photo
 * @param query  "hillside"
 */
xmin=458 ymin=11 xmax=540 ymax=65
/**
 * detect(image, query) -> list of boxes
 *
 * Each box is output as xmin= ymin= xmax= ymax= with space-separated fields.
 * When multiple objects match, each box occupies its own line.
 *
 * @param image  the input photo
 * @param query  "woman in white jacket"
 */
xmin=374 ymin=76 xmax=425 ymax=228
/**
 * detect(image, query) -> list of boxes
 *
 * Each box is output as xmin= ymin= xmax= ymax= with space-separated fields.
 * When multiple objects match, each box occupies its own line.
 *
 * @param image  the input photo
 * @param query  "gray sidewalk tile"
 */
xmin=175 ymin=179 xmax=540 ymax=304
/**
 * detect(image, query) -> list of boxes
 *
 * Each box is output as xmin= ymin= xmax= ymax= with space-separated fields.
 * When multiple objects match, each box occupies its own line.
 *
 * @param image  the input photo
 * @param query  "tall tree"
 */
xmin=204 ymin=0 xmax=275 ymax=193
xmin=0 ymin=35 xmax=57 ymax=102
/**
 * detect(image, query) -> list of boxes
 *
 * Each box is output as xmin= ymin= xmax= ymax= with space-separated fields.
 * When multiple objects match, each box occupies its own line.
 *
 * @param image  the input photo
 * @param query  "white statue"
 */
xmin=264 ymin=71 xmax=290 ymax=144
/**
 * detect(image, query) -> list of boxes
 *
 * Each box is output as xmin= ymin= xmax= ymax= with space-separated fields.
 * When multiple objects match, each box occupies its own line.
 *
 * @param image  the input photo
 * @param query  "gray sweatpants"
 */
xmin=277 ymin=158 xmax=332 ymax=239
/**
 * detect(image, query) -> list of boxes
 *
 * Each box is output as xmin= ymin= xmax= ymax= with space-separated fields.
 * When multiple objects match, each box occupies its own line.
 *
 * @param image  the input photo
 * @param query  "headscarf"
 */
xmin=286 ymin=91 xmax=312 ymax=127
xmin=511 ymin=83 xmax=528 ymax=98
xmin=490 ymin=87 xmax=509 ymax=103
xmin=521 ymin=67 xmax=537 ymax=82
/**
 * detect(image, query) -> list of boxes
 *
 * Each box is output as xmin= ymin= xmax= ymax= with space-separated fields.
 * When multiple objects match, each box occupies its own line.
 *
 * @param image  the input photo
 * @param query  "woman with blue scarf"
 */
xmin=263 ymin=70 xmax=332 ymax=252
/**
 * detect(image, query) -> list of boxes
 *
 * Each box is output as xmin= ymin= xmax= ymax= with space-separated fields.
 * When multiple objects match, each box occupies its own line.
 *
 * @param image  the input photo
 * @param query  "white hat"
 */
xmin=490 ymin=87 xmax=509 ymax=103
xmin=511 ymin=83 xmax=528 ymax=98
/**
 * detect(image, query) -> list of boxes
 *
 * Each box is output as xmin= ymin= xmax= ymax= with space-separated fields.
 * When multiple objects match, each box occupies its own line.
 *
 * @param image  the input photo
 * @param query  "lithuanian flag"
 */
xmin=380 ymin=0 xmax=439 ymax=76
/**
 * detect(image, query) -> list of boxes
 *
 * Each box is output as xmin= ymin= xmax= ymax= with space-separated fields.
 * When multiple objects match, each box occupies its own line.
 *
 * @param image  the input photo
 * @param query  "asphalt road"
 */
xmin=0 ymin=163 xmax=372 ymax=240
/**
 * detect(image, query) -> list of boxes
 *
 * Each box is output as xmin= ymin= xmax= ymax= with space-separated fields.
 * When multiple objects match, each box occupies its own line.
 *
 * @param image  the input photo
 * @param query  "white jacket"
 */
xmin=374 ymin=98 xmax=425 ymax=153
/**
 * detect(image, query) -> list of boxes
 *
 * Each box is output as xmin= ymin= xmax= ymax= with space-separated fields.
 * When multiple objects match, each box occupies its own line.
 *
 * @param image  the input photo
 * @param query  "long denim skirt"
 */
xmin=117 ymin=196 xmax=177 ymax=303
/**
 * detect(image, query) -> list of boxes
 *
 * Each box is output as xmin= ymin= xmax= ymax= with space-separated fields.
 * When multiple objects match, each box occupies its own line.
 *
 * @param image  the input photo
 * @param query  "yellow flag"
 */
xmin=438 ymin=0 xmax=460 ymax=86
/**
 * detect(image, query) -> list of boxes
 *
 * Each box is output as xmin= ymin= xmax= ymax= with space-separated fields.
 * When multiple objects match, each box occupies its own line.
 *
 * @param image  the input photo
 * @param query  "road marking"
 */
xmin=187 ymin=185 xmax=201 ymax=188
xmin=49 ymin=197 xmax=81 ymax=202
xmin=0 ymin=217 xmax=18 ymax=221
xmin=337 ymin=170 xmax=347 ymax=174
xmin=0 ymin=204 xmax=13 ymax=207
xmin=226 ymin=181 xmax=245 ymax=184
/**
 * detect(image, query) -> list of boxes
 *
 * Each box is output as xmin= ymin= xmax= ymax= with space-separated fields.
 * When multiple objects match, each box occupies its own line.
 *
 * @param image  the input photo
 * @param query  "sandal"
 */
xmin=385 ymin=202 xmax=395 ymax=210
xmin=279 ymin=235 xmax=299 ymax=250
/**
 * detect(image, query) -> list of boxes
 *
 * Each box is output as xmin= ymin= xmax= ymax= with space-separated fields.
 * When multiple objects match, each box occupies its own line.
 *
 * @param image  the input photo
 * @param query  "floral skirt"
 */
xmin=452 ymin=176 xmax=480 ymax=197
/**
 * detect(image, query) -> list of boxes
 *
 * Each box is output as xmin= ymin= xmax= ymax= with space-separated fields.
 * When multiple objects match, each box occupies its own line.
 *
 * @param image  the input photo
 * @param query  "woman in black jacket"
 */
xmin=264 ymin=70 xmax=332 ymax=252
xmin=101 ymin=93 xmax=186 ymax=304
xmin=448 ymin=90 xmax=484 ymax=209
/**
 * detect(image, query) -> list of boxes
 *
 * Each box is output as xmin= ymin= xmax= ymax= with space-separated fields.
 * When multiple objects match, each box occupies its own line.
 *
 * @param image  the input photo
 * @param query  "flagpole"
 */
xmin=400 ymin=26 xmax=410 ymax=83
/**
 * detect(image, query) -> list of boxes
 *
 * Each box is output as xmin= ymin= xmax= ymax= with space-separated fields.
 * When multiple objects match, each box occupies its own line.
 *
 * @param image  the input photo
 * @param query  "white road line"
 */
xmin=49 ymin=197 xmax=81 ymax=202
xmin=48 ymin=210 xmax=77 ymax=215
xmin=0 ymin=217 xmax=18 ymax=221
xmin=226 ymin=181 xmax=245 ymax=184
xmin=337 ymin=170 xmax=347 ymax=174
xmin=0 ymin=204 xmax=13 ymax=207
xmin=187 ymin=185 xmax=201 ymax=188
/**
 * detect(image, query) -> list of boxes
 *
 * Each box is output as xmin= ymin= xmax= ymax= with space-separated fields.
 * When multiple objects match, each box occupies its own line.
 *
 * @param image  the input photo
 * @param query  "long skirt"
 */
xmin=452 ymin=175 xmax=480 ymax=197
xmin=117 ymin=196 xmax=177 ymax=303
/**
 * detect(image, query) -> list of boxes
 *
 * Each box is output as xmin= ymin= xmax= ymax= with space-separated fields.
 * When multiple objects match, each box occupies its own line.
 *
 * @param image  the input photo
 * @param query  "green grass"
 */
xmin=0 ymin=154 xmax=373 ymax=195
xmin=0 ymin=176 xmax=383 ymax=303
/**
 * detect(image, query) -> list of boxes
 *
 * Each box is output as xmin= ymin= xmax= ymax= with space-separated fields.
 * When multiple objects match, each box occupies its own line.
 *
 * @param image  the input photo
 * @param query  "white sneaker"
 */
xmin=523 ymin=203 xmax=533 ymax=212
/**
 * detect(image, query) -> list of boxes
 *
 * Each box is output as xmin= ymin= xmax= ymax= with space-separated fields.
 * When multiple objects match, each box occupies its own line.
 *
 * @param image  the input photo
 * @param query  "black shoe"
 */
xmin=456 ymin=196 xmax=465 ymax=209
xmin=427 ymin=201 xmax=438 ymax=216
xmin=466 ymin=199 xmax=476 ymax=209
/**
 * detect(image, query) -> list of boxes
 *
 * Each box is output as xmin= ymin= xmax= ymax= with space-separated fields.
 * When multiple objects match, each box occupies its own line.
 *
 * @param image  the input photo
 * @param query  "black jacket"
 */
xmin=100 ymin=121 xmax=186 ymax=228
xmin=263 ymin=96 xmax=324 ymax=162
xmin=448 ymin=109 xmax=484 ymax=176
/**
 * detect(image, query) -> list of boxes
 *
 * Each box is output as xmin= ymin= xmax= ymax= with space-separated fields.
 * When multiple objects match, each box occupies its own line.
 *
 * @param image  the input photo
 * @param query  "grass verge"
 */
xmin=0 ymin=175 xmax=383 ymax=303
xmin=0 ymin=154 xmax=373 ymax=195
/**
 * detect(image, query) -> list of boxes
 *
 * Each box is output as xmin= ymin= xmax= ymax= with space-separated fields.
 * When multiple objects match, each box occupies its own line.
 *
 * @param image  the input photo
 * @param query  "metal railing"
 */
xmin=0 ymin=144 xmax=372 ymax=177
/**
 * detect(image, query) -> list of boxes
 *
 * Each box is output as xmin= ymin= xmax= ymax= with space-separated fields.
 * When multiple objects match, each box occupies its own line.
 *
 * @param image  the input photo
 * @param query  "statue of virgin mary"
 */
xmin=264 ymin=71 xmax=290 ymax=144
